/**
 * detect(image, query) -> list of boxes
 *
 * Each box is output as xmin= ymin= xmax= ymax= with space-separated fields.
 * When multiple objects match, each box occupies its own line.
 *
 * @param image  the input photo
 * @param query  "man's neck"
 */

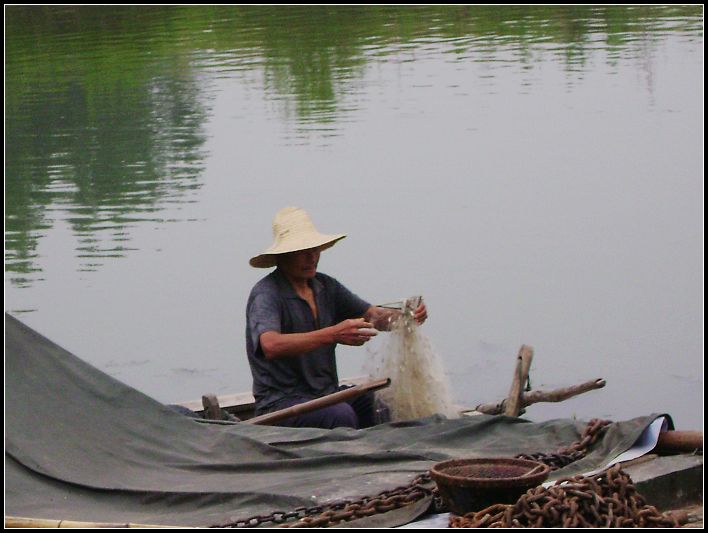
xmin=289 ymin=278 xmax=310 ymax=293
xmin=279 ymin=269 xmax=312 ymax=293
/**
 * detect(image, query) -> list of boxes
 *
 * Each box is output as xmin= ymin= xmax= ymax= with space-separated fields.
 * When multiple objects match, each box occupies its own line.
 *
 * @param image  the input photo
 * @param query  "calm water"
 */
xmin=5 ymin=6 xmax=703 ymax=429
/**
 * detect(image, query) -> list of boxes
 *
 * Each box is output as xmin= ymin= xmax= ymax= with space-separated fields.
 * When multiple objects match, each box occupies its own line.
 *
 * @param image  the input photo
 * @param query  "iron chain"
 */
xmin=213 ymin=473 xmax=436 ymax=528
xmin=449 ymin=463 xmax=687 ymax=528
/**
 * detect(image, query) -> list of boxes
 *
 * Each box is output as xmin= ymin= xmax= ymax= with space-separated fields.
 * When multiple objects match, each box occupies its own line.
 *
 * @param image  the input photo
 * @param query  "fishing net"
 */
xmin=365 ymin=297 xmax=457 ymax=421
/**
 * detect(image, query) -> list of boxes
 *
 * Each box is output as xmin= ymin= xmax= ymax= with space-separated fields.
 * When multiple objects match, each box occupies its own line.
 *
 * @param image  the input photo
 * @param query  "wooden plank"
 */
xmin=4 ymin=516 xmax=189 ymax=528
xmin=178 ymin=391 xmax=254 ymax=413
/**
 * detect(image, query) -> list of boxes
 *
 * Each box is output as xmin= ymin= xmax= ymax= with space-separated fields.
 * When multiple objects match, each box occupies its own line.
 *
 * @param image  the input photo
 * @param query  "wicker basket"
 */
xmin=430 ymin=457 xmax=550 ymax=515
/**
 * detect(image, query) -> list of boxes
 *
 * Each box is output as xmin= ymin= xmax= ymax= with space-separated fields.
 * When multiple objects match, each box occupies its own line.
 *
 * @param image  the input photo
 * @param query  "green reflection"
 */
xmin=4 ymin=5 xmax=702 ymax=284
xmin=184 ymin=5 xmax=702 ymax=121
xmin=6 ymin=6 xmax=208 ymax=284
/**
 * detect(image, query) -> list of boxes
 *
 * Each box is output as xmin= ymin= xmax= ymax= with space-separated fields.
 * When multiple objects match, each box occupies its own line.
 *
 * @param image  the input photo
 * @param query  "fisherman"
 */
xmin=246 ymin=207 xmax=427 ymax=429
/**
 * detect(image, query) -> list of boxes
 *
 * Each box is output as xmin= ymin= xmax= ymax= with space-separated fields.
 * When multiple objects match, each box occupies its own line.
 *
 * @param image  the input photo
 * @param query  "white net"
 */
xmin=365 ymin=297 xmax=457 ymax=421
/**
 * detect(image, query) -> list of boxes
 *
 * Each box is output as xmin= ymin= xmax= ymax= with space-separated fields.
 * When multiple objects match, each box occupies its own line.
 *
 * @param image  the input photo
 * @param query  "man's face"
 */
xmin=278 ymin=247 xmax=321 ymax=281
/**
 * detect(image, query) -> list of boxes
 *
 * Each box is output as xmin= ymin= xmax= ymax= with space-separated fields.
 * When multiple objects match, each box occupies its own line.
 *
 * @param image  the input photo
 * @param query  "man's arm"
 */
xmin=260 ymin=318 xmax=377 ymax=360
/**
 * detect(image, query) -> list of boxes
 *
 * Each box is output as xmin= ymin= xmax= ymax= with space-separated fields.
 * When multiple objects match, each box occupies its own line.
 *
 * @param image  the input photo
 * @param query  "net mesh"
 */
xmin=365 ymin=297 xmax=457 ymax=421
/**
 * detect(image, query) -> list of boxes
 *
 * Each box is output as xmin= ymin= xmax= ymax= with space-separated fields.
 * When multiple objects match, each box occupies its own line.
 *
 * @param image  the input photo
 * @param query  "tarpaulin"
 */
xmin=4 ymin=313 xmax=665 ymax=527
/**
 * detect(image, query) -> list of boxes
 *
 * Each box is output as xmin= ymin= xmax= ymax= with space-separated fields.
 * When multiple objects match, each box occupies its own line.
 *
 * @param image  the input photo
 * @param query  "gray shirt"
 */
xmin=246 ymin=268 xmax=371 ymax=414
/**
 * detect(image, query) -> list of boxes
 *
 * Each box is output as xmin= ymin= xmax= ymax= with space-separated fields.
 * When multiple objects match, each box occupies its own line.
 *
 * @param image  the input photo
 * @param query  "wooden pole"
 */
xmin=4 ymin=516 xmax=188 ymax=528
xmin=521 ymin=378 xmax=606 ymax=406
xmin=504 ymin=345 xmax=534 ymax=417
xmin=245 ymin=378 xmax=391 ymax=426
xmin=202 ymin=393 xmax=222 ymax=420
xmin=474 ymin=378 xmax=606 ymax=416
xmin=655 ymin=430 xmax=703 ymax=453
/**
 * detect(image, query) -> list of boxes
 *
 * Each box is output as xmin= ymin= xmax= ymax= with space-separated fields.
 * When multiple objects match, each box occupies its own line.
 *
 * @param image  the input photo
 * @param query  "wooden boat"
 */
xmin=7 ymin=315 xmax=702 ymax=528
xmin=175 ymin=381 xmax=703 ymax=524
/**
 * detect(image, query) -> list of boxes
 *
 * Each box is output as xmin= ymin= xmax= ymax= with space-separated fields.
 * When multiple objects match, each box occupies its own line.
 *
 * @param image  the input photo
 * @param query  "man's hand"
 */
xmin=332 ymin=318 xmax=378 ymax=346
xmin=412 ymin=301 xmax=428 ymax=325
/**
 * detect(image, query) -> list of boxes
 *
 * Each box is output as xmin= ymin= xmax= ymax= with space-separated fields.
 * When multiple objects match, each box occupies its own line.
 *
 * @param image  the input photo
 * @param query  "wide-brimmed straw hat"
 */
xmin=249 ymin=207 xmax=346 ymax=268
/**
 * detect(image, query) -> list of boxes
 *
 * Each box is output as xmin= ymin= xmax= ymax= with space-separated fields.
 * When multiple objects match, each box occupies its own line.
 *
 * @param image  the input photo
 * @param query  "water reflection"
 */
xmin=190 ymin=5 xmax=703 ymax=124
xmin=5 ymin=6 xmax=208 ymax=285
xmin=5 ymin=5 xmax=702 ymax=285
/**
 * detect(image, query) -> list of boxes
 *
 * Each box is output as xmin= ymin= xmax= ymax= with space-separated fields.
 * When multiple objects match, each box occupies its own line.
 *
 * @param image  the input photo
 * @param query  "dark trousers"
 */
xmin=274 ymin=387 xmax=376 ymax=430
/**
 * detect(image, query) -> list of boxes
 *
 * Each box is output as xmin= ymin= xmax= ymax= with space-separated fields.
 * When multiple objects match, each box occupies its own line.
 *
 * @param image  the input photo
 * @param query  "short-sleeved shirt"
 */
xmin=246 ymin=268 xmax=371 ymax=414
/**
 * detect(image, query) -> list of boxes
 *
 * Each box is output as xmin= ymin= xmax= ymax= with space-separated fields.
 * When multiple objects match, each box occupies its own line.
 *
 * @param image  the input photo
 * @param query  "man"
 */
xmin=246 ymin=207 xmax=427 ymax=429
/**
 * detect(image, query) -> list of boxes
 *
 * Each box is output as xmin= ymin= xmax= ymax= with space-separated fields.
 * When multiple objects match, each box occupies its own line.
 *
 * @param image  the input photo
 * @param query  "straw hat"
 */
xmin=249 ymin=207 xmax=346 ymax=268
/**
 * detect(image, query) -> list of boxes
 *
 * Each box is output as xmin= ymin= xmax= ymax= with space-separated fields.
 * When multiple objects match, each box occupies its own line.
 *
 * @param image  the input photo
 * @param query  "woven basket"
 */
xmin=430 ymin=457 xmax=550 ymax=515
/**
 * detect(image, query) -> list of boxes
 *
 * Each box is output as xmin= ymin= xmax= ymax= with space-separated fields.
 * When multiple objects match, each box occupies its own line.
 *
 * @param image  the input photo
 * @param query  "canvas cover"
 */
xmin=5 ymin=313 xmax=666 ymax=527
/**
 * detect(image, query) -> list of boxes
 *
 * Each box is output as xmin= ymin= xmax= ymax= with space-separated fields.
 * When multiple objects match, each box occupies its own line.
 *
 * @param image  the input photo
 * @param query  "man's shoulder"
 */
xmin=249 ymin=270 xmax=281 ymax=297
xmin=313 ymin=272 xmax=347 ymax=291
xmin=314 ymin=271 xmax=336 ymax=284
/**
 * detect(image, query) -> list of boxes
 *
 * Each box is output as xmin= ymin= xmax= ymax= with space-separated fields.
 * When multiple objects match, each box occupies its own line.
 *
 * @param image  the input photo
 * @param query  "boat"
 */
xmin=4 ymin=313 xmax=703 ymax=528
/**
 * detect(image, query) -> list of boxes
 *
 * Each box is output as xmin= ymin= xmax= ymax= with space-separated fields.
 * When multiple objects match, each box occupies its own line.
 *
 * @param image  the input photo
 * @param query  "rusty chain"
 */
xmin=449 ymin=463 xmax=687 ymax=528
xmin=212 ymin=473 xmax=438 ymax=528
xmin=515 ymin=418 xmax=612 ymax=470
xmin=285 ymin=476 xmax=435 ymax=528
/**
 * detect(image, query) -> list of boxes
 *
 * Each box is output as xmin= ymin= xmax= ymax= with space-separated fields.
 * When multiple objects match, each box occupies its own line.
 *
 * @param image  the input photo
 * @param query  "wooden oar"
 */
xmin=245 ymin=378 xmax=391 ymax=426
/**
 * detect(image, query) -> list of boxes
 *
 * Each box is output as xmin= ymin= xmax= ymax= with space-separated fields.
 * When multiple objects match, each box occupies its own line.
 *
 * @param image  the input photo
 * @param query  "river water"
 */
xmin=5 ymin=6 xmax=703 ymax=429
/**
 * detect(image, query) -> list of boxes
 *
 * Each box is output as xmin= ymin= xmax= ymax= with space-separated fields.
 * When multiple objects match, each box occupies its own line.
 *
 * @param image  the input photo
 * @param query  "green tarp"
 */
xmin=5 ymin=313 xmax=666 ymax=527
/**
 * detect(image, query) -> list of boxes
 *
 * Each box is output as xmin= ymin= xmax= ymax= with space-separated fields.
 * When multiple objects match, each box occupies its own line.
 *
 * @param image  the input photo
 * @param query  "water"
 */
xmin=5 ymin=6 xmax=703 ymax=429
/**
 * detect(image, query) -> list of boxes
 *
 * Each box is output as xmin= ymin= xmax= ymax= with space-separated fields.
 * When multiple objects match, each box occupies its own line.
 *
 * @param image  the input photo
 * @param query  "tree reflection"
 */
xmin=5 ymin=5 xmax=702 ymax=284
xmin=6 ymin=7 xmax=207 ymax=285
